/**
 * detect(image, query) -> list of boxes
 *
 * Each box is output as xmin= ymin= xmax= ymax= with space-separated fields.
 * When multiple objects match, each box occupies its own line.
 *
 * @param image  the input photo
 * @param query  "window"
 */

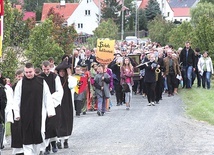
xmin=167 ymin=12 xmax=170 ymax=17
xmin=78 ymin=23 xmax=83 ymax=29
xmin=85 ymin=10 xmax=91 ymax=16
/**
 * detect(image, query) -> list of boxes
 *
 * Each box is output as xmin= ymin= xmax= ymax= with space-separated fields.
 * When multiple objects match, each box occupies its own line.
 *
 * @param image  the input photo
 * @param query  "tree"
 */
xmin=88 ymin=19 xmax=118 ymax=47
xmin=191 ymin=2 xmax=214 ymax=26
xmin=101 ymin=0 xmax=122 ymax=25
xmin=148 ymin=15 xmax=175 ymax=45
xmin=192 ymin=15 xmax=214 ymax=57
xmin=145 ymin=0 xmax=161 ymax=21
xmin=25 ymin=19 xmax=64 ymax=67
xmin=138 ymin=9 xmax=147 ymax=31
xmin=0 ymin=48 xmax=19 ymax=82
xmin=46 ymin=8 xmax=78 ymax=55
xmin=200 ymin=0 xmax=214 ymax=4
xmin=168 ymin=22 xmax=194 ymax=50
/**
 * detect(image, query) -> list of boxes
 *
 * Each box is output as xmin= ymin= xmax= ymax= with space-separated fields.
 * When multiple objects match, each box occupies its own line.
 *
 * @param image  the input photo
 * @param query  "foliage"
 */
xmin=88 ymin=19 xmax=118 ymax=47
xmin=191 ymin=2 xmax=214 ymax=26
xmin=168 ymin=22 xmax=194 ymax=50
xmin=101 ymin=0 xmax=122 ymax=26
xmin=3 ymin=1 xmax=34 ymax=48
xmin=148 ymin=15 xmax=175 ymax=46
xmin=25 ymin=19 xmax=64 ymax=68
xmin=145 ymin=0 xmax=161 ymax=21
xmin=47 ymin=8 xmax=78 ymax=55
xmin=138 ymin=9 xmax=148 ymax=31
xmin=0 ymin=48 xmax=19 ymax=81
xmin=199 ymin=0 xmax=214 ymax=4
xmin=94 ymin=19 xmax=118 ymax=39
xmin=192 ymin=15 xmax=214 ymax=58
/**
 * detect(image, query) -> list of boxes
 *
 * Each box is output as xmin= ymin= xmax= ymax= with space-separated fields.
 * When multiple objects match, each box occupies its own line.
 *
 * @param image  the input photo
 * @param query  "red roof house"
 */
xmin=41 ymin=3 xmax=78 ymax=22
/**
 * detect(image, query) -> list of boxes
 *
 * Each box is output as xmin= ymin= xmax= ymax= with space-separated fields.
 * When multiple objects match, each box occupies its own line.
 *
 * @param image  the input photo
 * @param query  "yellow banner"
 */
xmin=96 ymin=39 xmax=115 ymax=64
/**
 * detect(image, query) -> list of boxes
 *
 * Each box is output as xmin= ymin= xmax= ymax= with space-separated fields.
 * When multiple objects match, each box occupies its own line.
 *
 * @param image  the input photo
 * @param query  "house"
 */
xmin=41 ymin=2 xmax=78 ymax=23
xmin=67 ymin=0 xmax=100 ymax=35
xmin=168 ymin=0 xmax=200 ymax=22
xmin=14 ymin=4 xmax=36 ymax=21
xmin=138 ymin=0 xmax=174 ymax=21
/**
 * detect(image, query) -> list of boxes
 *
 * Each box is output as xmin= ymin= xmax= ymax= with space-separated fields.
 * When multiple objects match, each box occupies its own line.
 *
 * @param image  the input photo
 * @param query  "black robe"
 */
xmin=58 ymin=76 xmax=73 ymax=137
xmin=40 ymin=72 xmax=60 ymax=139
xmin=20 ymin=76 xmax=43 ymax=145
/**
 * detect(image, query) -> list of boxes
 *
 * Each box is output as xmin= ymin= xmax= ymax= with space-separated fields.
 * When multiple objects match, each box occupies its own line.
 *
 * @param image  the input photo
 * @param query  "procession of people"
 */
xmin=0 ymin=39 xmax=213 ymax=155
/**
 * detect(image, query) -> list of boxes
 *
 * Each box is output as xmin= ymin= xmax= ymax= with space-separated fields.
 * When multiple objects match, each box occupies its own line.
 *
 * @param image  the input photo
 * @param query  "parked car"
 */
xmin=125 ymin=36 xmax=138 ymax=44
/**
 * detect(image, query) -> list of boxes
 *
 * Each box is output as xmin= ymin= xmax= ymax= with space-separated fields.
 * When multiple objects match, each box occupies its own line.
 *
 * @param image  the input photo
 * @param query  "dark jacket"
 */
xmin=0 ymin=84 xmax=6 ymax=123
xmin=180 ymin=47 xmax=195 ymax=68
xmin=77 ymin=55 xmax=97 ymax=70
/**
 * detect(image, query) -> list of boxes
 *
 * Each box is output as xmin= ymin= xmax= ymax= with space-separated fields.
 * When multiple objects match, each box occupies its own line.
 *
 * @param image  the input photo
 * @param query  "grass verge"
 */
xmin=180 ymin=84 xmax=214 ymax=125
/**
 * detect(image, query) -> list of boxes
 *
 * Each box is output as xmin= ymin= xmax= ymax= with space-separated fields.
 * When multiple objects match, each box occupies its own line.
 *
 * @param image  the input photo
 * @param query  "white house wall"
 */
xmin=157 ymin=0 xmax=174 ymax=21
xmin=67 ymin=0 xmax=99 ymax=35
xmin=173 ymin=17 xmax=191 ymax=22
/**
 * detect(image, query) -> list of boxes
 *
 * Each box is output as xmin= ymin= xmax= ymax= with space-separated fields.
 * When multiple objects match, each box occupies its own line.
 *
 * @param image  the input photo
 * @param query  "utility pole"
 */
xmin=121 ymin=0 xmax=124 ymax=41
xmin=135 ymin=0 xmax=138 ymax=37
xmin=98 ymin=0 xmax=101 ymax=25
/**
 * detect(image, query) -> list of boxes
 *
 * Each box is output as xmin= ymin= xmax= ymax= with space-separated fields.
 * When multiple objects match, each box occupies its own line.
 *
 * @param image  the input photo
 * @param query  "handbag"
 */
xmin=122 ymin=83 xmax=130 ymax=92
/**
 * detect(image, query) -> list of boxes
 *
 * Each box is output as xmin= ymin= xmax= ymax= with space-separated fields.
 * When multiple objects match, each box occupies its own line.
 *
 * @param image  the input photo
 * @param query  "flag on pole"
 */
xmin=0 ymin=0 xmax=4 ymax=57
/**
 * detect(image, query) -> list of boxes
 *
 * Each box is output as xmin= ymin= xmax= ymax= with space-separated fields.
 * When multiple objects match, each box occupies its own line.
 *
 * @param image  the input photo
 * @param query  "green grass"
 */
xmin=5 ymin=123 xmax=11 ymax=136
xmin=180 ymin=82 xmax=214 ymax=125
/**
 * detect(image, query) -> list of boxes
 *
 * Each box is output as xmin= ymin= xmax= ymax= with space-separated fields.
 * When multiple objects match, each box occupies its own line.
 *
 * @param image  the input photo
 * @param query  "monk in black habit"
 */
xmin=55 ymin=59 xmax=77 ymax=149
xmin=13 ymin=63 xmax=56 ymax=155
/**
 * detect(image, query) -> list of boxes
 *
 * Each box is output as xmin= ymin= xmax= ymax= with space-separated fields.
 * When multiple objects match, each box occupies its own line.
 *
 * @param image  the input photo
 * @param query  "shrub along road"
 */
xmin=3 ymin=93 xmax=214 ymax=155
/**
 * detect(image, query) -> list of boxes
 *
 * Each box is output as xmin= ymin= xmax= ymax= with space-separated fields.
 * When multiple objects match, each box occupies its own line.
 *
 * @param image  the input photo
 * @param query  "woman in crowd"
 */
xmin=120 ymin=57 xmax=134 ymax=110
xmin=198 ymin=51 xmax=213 ymax=89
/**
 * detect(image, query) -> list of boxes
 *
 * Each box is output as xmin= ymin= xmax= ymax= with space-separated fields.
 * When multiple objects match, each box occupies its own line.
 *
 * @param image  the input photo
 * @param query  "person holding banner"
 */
xmin=94 ymin=65 xmax=111 ymax=116
xmin=120 ymin=57 xmax=134 ymax=110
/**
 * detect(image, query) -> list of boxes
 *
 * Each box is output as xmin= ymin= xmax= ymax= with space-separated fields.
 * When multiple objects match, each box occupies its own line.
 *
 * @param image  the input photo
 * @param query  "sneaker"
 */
xmin=151 ymin=102 xmax=155 ymax=106
xmin=147 ymin=103 xmax=151 ymax=106
xmin=44 ymin=150 xmax=50 ymax=155
xmin=57 ymin=141 xmax=62 ymax=149
xmin=52 ymin=147 xmax=58 ymax=153
xmin=101 ymin=112 xmax=105 ymax=116
xmin=97 ymin=111 xmax=101 ymax=116
xmin=126 ymin=107 xmax=130 ymax=110
xmin=64 ymin=140 xmax=69 ymax=148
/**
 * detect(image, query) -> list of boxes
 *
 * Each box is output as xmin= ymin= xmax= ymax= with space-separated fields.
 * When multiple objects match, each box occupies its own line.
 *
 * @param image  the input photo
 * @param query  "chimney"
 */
xmin=60 ymin=0 xmax=66 ymax=6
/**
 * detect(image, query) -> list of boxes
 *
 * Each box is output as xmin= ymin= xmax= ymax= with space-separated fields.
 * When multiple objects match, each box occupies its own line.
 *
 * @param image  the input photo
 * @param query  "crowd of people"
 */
xmin=0 ymin=39 xmax=213 ymax=155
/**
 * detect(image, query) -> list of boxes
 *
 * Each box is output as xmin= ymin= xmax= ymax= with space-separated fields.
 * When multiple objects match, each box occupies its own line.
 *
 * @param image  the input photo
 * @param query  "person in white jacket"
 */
xmin=197 ymin=51 xmax=213 ymax=89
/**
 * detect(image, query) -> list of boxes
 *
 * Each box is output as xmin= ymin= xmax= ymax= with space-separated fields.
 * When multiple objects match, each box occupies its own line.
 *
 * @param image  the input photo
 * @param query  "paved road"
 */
xmin=3 ymin=93 xmax=214 ymax=155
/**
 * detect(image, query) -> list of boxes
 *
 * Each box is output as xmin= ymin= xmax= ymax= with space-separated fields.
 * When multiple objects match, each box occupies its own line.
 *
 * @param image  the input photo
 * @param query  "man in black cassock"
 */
xmin=40 ymin=61 xmax=63 ymax=154
xmin=13 ymin=63 xmax=55 ymax=155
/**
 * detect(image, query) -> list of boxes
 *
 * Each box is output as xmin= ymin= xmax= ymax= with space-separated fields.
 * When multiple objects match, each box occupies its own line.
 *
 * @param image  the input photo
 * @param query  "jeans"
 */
xmin=202 ymin=71 xmax=211 ymax=89
xmin=182 ymin=66 xmax=193 ymax=88
xmin=97 ymin=96 xmax=106 ymax=112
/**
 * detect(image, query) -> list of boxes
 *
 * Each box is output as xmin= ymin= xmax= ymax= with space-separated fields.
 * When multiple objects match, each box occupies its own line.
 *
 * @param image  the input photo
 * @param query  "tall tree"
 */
xmin=46 ymin=8 xmax=78 ymax=55
xmin=145 ymin=0 xmax=161 ymax=21
xmin=25 ymin=19 xmax=64 ymax=67
xmin=168 ymin=22 xmax=194 ymax=50
xmin=101 ymin=0 xmax=122 ymax=25
xmin=192 ymin=15 xmax=214 ymax=56
xmin=87 ymin=19 xmax=118 ymax=48
xmin=148 ymin=15 xmax=175 ymax=45
xmin=191 ymin=2 xmax=214 ymax=26
xmin=200 ymin=0 xmax=214 ymax=4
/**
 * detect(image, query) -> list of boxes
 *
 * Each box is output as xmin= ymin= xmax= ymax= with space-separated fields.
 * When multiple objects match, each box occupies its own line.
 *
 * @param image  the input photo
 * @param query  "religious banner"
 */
xmin=73 ymin=75 xmax=88 ymax=94
xmin=0 ymin=0 xmax=4 ymax=57
xmin=96 ymin=39 xmax=115 ymax=64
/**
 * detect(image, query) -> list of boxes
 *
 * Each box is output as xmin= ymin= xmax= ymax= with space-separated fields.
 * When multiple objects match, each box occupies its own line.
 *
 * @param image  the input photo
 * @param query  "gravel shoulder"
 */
xmin=3 ymin=93 xmax=214 ymax=155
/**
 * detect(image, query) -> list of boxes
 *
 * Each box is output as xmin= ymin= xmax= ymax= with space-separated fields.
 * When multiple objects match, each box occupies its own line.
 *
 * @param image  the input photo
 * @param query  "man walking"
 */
xmin=13 ymin=63 xmax=56 ymax=155
xmin=180 ymin=42 xmax=195 ymax=88
xmin=40 ymin=61 xmax=63 ymax=154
